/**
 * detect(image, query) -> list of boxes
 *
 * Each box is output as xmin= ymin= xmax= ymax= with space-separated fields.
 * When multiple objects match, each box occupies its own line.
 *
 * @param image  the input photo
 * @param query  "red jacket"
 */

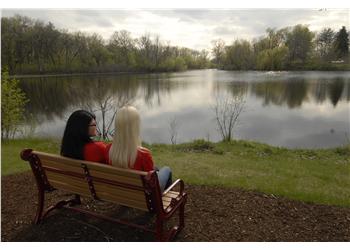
xmin=105 ymin=143 xmax=154 ymax=172
xmin=83 ymin=141 xmax=107 ymax=163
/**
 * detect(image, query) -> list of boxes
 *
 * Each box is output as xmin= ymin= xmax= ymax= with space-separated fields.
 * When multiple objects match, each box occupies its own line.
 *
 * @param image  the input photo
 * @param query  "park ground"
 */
xmin=1 ymin=138 xmax=350 ymax=241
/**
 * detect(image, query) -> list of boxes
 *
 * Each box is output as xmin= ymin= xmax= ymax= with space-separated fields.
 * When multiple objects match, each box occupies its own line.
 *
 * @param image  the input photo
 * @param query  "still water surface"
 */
xmin=19 ymin=69 xmax=350 ymax=149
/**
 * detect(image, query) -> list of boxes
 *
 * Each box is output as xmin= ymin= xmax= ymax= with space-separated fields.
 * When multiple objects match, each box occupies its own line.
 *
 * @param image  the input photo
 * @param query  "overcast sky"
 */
xmin=1 ymin=9 xmax=349 ymax=50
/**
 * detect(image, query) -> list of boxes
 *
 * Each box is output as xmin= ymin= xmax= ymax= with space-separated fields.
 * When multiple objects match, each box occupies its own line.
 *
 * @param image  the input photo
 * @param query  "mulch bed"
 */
xmin=2 ymin=171 xmax=350 ymax=241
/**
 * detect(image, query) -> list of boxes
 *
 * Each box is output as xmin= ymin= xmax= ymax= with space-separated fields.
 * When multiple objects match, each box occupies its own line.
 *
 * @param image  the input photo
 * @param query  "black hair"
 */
xmin=60 ymin=110 xmax=96 ymax=160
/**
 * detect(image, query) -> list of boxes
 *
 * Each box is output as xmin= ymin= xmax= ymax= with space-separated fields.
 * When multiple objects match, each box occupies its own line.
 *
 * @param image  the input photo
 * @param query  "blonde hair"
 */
xmin=109 ymin=106 xmax=141 ymax=168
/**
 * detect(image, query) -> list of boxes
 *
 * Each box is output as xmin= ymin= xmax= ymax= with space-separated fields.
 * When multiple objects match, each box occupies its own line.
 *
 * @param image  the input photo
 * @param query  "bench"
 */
xmin=20 ymin=149 xmax=187 ymax=241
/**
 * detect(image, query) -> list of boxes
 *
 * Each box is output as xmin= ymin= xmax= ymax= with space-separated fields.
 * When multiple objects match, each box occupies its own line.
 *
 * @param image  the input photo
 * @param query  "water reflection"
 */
xmin=18 ymin=70 xmax=350 ymax=148
xmin=19 ymin=73 xmax=187 ymax=121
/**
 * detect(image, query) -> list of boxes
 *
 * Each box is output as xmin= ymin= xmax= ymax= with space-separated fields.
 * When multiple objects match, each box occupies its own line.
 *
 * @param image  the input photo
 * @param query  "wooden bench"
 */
xmin=20 ymin=149 xmax=187 ymax=241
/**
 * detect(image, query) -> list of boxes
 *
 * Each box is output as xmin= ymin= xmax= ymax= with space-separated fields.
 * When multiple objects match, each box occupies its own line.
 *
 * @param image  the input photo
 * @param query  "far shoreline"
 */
xmin=10 ymin=68 xmax=350 ymax=78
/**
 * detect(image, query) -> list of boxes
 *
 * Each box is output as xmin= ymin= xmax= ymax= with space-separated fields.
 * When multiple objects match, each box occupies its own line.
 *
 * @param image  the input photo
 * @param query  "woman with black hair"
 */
xmin=60 ymin=110 xmax=107 ymax=163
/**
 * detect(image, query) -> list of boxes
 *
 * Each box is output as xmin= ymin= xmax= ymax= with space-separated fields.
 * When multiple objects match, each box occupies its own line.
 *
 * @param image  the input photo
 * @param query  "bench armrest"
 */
xmin=162 ymin=179 xmax=184 ymax=196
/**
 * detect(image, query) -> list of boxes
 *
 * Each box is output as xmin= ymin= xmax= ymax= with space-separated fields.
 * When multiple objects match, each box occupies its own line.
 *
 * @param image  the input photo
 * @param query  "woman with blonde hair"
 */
xmin=105 ymin=106 xmax=172 ymax=192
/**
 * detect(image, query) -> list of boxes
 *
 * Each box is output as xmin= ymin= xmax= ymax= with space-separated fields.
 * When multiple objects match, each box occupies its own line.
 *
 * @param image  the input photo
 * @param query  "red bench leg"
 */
xmin=155 ymin=216 xmax=164 ymax=241
xmin=34 ymin=188 xmax=44 ymax=224
xmin=179 ymin=202 xmax=185 ymax=229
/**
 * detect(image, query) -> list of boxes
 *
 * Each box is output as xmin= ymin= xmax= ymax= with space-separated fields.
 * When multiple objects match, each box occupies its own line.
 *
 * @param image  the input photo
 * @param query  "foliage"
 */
xmin=285 ymin=24 xmax=315 ymax=64
xmin=256 ymin=45 xmax=289 ymax=70
xmin=1 ymin=68 xmax=29 ymax=140
xmin=1 ymin=15 xmax=210 ymax=75
xmin=215 ymin=24 xmax=348 ymax=71
xmin=174 ymin=139 xmax=215 ymax=153
xmin=223 ymin=40 xmax=255 ymax=70
xmin=334 ymin=26 xmax=349 ymax=60
xmin=315 ymin=28 xmax=336 ymax=61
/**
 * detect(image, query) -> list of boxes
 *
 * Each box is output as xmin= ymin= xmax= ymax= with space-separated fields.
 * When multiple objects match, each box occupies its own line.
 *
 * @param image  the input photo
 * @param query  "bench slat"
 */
xmin=47 ymin=170 xmax=148 ymax=208
xmin=46 ymin=172 xmax=89 ymax=190
xmin=41 ymin=160 xmax=83 ymax=174
xmin=96 ymin=192 xmax=148 ymax=211
xmin=49 ymin=180 xmax=91 ymax=196
xmin=84 ymin=163 xmax=147 ymax=179
xmin=89 ymin=169 xmax=143 ymax=187
xmin=164 ymin=191 xmax=179 ymax=199
xmin=34 ymin=151 xmax=149 ymax=178
xmin=94 ymin=183 xmax=146 ymax=201
xmin=162 ymin=191 xmax=180 ymax=210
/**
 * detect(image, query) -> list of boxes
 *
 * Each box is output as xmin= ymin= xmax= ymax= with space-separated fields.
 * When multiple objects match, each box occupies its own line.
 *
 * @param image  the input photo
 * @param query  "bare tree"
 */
xmin=78 ymin=80 xmax=135 ymax=140
xmin=212 ymin=92 xmax=246 ymax=142
xmin=90 ymin=94 xmax=134 ymax=140
xmin=169 ymin=116 xmax=180 ymax=145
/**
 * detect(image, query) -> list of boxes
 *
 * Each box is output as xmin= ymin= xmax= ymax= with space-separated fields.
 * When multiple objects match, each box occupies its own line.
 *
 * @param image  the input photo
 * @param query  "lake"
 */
xmin=18 ymin=69 xmax=350 ymax=149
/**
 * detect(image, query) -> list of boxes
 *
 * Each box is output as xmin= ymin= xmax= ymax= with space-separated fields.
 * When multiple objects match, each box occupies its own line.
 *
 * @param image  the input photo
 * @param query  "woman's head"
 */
xmin=109 ymin=106 xmax=141 ymax=168
xmin=60 ymin=110 xmax=97 ymax=159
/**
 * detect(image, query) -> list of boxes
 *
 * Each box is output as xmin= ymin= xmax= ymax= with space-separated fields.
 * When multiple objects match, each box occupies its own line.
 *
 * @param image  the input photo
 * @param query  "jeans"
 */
xmin=156 ymin=166 xmax=172 ymax=192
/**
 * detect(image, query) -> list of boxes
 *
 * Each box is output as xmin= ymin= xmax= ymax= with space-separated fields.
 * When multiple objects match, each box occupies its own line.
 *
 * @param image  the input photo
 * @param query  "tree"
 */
xmin=334 ymin=26 xmax=349 ymax=60
xmin=87 ymin=33 xmax=110 ymax=67
xmin=256 ymin=45 xmax=289 ymax=70
xmin=265 ymin=27 xmax=288 ymax=49
xmin=211 ymin=39 xmax=226 ymax=67
xmin=224 ymin=40 xmax=254 ymax=70
xmin=1 ymin=68 xmax=29 ymax=140
xmin=1 ymin=15 xmax=210 ymax=74
xmin=315 ymin=28 xmax=335 ymax=61
xmin=169 ymin=116 xmax=180 ymax=145
xmin=212 ymin=92 xmax=246 ymax=142
xmin=286 ymin=24 xmax=315 ymax=64
xmin=109 ymin=30 xmax=135 ymax=66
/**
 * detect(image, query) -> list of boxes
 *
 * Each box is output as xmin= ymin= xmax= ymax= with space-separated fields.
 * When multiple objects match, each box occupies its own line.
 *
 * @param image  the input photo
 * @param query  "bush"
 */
xmin=175 ymin=139 xmax=215 ymax=153
xmin=1 ymin=68 xmax=29 ymax=140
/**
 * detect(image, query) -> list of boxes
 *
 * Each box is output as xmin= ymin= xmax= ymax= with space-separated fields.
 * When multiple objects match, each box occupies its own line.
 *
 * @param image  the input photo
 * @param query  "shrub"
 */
xmin=176 ymin=139 xmax=215 ymax=153
xmin=1 ymin=68 xmax=29 ymax=140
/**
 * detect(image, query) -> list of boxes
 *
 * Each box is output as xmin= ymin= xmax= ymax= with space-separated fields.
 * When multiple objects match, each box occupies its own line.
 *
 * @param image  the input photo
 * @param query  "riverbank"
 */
xmin=10 ymin=66 xmax=350 ymax=78
xmin=10 ymin=70 xmax=156 ymax=79
xmin=2 ymin=138 xmax=349 ymax=207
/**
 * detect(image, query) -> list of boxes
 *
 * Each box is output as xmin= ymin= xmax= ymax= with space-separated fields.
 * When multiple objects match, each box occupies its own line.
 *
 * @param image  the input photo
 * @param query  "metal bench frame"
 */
xmin=20 ymin=149 xmax=187 ymax=241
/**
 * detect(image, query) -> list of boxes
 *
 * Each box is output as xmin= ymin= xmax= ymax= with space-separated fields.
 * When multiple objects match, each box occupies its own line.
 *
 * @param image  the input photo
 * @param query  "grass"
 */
xmin=1 ymin=137 xmax=60 ymax=175
xmin=2 ymin=138 xmax=350 ymax=207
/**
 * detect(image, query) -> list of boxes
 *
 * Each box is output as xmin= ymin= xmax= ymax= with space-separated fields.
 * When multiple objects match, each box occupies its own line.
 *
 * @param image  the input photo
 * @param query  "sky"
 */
xmin=1 ymin=8 xmax=349 ymax=51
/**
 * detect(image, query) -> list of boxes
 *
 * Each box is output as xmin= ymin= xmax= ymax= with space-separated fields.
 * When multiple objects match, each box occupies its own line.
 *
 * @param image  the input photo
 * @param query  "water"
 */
xmin=18 ymin=69 xmax=350 ymax=149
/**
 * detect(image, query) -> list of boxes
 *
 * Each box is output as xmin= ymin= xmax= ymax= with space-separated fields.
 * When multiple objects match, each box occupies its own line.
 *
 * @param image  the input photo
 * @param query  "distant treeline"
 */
xmin=1 ymin=15 xmax=211 ymax=75
xmin=1 ymin=15 xmax=349 ymax=75
xmin=212 ymin=25 xmax=349 ymax=71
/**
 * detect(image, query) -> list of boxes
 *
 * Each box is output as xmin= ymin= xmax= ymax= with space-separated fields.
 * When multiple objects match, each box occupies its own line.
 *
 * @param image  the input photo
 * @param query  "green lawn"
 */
xmin=2 ymin=138 xmax=350 ymax=207
xmin=1 ymin=138 xmax=61 ymax=175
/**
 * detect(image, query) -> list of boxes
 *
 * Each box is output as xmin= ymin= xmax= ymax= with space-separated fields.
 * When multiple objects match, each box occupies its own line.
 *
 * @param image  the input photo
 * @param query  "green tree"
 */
xmin=1 ymin=68 xmax=29 ymax=140
xmin=334 ymin=26 xmax=349 ymax=60
xmin=315 ymin=28 xmax=335 ymax=61
xmin=286 ymin=24 xmax=315 ymax=64
xmin=224 ymin=40 xmax=254 ymax=70
xmin=86 ymin=33 xmax=110 ymax=67
xmin=256 ymin=46 xmax=289 ymax=70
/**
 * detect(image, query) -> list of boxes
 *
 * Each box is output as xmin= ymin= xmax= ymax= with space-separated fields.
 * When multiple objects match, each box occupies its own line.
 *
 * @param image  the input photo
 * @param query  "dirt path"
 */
xmin=2 ymin=171 xmax=350 ymax=241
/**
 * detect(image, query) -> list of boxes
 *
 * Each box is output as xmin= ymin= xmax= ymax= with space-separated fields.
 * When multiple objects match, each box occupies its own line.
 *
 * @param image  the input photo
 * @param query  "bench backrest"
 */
xmin=21 ymin=149 xmax=161 ymax=212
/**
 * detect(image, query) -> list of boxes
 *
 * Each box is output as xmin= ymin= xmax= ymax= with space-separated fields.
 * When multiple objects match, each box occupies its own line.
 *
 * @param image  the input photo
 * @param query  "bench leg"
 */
xmin=179 ymin=202 xmax=185 ymax=229
xmin=155 ymin=216 xmax=164 ymax=241
xmin=74 ymin=194 xmax=81 ymax=205
xmin=34 ymin=188 xmax=44 ymax=224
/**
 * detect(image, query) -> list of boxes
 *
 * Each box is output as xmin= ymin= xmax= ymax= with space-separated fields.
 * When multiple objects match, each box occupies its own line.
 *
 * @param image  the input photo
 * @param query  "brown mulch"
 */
xmin=2 ymin=171 xmax=350 ymax=242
